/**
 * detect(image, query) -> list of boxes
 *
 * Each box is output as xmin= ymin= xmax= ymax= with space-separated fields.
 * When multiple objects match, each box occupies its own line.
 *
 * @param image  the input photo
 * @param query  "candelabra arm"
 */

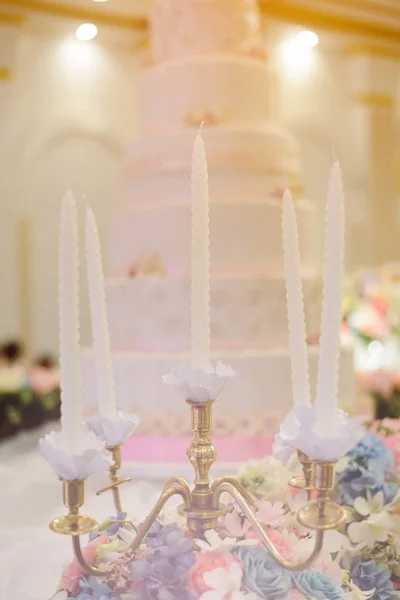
xmin=213 ymin=481 xmax=324 ymax=572
xmin=73 ymin=536 xmax=112 ymax=577
xmin=72 ymin=476 xmax=191 ymax=577
xmin=211 ymin=476 xmax=257 ymax=510
xmin=126 ymin=476 xmax=191 ymax=554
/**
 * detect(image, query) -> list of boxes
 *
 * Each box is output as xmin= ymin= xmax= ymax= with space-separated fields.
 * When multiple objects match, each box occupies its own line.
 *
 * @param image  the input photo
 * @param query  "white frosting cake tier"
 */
xmin=150 ymin=0 xmax=264 ymax=63
xmin=139 ymin=56 xmax=275 ymax=135
xmin=124 ymin=126 xmax=302 ymax=181
xmin=105 ymin=274 xmax=322 ymax=352
xmin=82 ymin=345 xmax=356 ymax=417
xmin=122 ymin=169 xmax=301 ymax=210
xmin=109 ymin=200 xmax=315 ymax=277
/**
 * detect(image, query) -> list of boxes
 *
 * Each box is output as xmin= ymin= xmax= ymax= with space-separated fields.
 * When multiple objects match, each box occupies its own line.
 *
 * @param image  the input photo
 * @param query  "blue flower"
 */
xmin=292 ymin=569 xmax=344 ymax=600
xmin=132 ymin=525 xmax=196 ymax=600
xmin=350 ymin=560 xmax=397 ymax=600
xmin=337 ymin=434 xmax=397 ymax=505
xmin=76 ymin=575 xmax=113 ymax=599
xmin=232 ymin=546 xmax=291 ymax=600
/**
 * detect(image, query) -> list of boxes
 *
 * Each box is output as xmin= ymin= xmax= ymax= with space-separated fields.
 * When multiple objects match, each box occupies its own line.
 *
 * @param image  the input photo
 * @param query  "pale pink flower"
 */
xmin=188 ymin=551 xmax=241 ymax=595
xmin=254 ymin=500 xmax=285 ymax=526
xmin=246 ymin=528 xmax=295 ymax=561
xmin=220 ymin=511 xmax=250 ymax=538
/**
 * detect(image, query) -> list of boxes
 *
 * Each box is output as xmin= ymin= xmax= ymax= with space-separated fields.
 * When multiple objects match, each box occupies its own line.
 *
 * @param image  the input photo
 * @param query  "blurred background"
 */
xmin=0 ymin=0 xmax=399 ymax=431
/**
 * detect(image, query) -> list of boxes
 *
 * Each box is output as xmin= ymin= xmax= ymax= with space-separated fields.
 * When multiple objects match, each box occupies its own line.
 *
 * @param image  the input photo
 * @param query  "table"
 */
xmin=0 ymin=425 xmax=181 ymax=600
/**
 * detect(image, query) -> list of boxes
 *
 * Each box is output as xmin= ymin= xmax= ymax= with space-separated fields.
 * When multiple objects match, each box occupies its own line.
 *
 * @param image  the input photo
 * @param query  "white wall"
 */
xmin=0 ymin=21 xmax=140 ymax=356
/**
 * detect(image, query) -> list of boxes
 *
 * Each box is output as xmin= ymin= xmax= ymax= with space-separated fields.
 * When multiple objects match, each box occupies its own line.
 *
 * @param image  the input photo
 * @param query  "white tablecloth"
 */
xmin=0 ymin=426 xmax=181 ymax=600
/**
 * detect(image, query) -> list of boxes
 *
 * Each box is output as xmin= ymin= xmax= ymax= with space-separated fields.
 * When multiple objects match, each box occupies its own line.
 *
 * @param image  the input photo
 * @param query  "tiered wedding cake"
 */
xmin=83 ymin=0 xmax=355 ymax=460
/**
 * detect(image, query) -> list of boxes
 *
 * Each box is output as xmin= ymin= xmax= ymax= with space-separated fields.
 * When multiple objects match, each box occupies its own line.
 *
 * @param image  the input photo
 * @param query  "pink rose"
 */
xmin=384 ymin=435 xmax=400 ymax=466
xmin=188 ymin=550 xmax=241 ymax=595
xmin=246 ymin=528 xmax=295 ymax=561
xmin=61 ymin=534 xmax=109 ymax=594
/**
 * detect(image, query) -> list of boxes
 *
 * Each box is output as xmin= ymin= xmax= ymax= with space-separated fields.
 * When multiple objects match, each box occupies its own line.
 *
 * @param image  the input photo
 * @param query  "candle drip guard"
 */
xmin=50 ymin=398 xmax=346 ymax=577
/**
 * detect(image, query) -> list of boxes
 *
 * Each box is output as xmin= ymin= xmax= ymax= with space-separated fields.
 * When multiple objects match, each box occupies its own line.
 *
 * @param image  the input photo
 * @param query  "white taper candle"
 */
xmin=58 ymin=192 xmax=83 ymax=453
xmin=282 ymin=189 xmax=311 ymax=407
xmin=191 ymin=127 xmax=211 ymax=371
xmin=315 ymin=161 xmax=344 ymax=437
xmin=85 ymin=207 xmax=116 ymax=416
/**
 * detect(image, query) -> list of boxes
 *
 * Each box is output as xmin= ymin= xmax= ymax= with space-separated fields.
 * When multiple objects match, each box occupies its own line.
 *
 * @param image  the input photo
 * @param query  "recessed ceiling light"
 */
xmin=76 ymin=23 xmax=98 ymax=41
xmin=93 ymin=0 xmax=109 ymax=3
xmin=296 ymin=30 xmax=319 ymax=48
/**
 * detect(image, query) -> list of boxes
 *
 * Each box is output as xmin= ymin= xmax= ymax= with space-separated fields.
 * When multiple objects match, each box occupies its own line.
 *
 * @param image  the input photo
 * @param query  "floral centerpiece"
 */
xmin=54 ymin=428 xmax=400 ymax=600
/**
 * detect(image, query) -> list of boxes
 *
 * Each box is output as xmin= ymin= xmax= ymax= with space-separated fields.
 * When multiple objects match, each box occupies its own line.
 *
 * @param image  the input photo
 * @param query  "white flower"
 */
xmin=347 ymin=492 xmax=396 ymax=549
xmin=344 ymin=581 xmax=375 ymax=599
xmin=199 ymin=563 xmax=257 ymax=600
xmin=354 ymin=491 xmax=384 ymax=517
xmin=237 ymin=456 xmax=295 ymax=502
xmin=195 ymin=529 xmax=257 ymax=553
xmin=163 ymin=505 xmax=187 ymax=528
xmin=283 ymin=490 xmax=309 ymax=535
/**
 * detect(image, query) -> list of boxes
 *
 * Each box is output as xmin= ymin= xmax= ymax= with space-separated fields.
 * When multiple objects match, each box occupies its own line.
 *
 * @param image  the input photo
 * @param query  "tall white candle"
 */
xmin=59 ymin=192 xmax=83 ymax=453
xmin=282 ymin=189 xmax=311 ymax=407
xmin=191 ymin=128 xmax=211 ymax=371
xmin=85 ymin=207 xmax=116 ymax=416
xmin=315 ymin=161 xmax=344 ymax=437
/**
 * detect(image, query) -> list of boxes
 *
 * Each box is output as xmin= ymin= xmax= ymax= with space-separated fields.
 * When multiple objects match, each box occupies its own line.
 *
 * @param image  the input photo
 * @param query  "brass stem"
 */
xmin=96 ymin=445 xmax=131 ymax=513
xmin=211 ymin=476 xmax=258 ymax=510
xmin=183 ymin=400 xmax=228 ymax=535
xmin=213 ymin=480 xmax=324 ymax=571
xmin=72 ymin=476 xmax=191 ymax=576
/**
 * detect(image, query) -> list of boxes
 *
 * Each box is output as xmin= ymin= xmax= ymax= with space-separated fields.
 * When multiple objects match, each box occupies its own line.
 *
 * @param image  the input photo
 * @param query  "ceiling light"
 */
xmin=296 ymin=30 xmax=319 ymax=48
xmin=93 ymin=0 xmax=109 ymax=3
xmin=76 ymin=23 xmax=98 ymax=41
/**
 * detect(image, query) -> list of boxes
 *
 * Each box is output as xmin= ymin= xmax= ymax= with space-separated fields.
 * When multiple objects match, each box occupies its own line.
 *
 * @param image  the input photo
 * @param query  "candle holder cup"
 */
xmin=49 ymin=398 xmax=346 ymax=576
xmin=50 ymin=479 xmax=98 ymax=536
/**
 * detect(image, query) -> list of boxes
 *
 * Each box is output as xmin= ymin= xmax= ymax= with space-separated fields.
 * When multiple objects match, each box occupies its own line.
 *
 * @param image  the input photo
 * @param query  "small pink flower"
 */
xmin=188 ymin=550 xmax=241 ymax=595
xmin=61 ymin=534 xmax=109 ymax=594
xmin=246 ymin=528 xmax=295 ymax=561
xmin=384 ymin=434 xmax=400 ymax=466
xmin=219 ymin=510 xmax=250 ymax=538
xmin=313 ymin=553 xmax=344 ymax=585
xmin=255 ymin=500 xmax=285 ymax=526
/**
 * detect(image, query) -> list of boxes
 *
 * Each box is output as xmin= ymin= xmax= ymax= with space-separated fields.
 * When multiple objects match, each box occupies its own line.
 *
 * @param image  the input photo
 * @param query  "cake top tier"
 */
xmin=150 ymin=0 xmax=266 ymax=63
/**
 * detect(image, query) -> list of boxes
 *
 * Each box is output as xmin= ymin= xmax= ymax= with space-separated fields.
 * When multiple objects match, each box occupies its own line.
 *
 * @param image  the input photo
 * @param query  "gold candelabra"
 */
xmin=50 ymin=399 xmax=345 ymax=576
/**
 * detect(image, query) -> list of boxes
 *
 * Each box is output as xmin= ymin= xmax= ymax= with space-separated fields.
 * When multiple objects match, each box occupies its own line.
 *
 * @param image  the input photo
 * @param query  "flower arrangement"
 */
xmin=54 ymin=427 xmax=400 ymax=600
xmin=342 ymin=265 xmax=400 ymax=419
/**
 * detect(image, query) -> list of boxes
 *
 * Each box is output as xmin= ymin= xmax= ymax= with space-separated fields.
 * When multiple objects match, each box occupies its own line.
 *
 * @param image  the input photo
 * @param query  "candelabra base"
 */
xmin=297 ymin=501 xmax=345 ymax=530
xmin=178 ymin=503 xmax=227 ymax=537
xmin=50 ymin=514 xmax=98 ymax=536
